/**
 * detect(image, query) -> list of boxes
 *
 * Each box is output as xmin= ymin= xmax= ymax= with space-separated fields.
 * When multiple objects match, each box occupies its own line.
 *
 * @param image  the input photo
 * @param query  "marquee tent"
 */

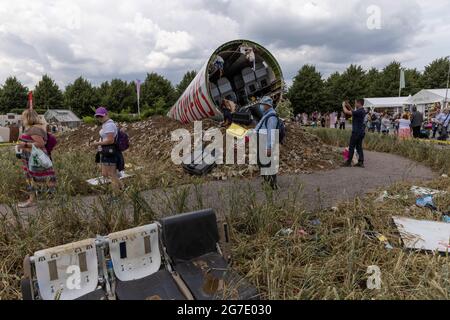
xmin=409 ymin=89 xmax=450 ymax=106
xmin=364 ymin=96 xmax=411 ymax=113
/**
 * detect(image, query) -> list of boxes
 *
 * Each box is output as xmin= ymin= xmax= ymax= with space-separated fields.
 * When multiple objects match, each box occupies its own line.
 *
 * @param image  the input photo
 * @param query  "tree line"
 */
xmin=0 ymin=71 xmax=197 ymax=117
xmin=1 ymin=57 xmax=449 ymax=118
xmin=287 ymin=58 xmax=450 ymax=115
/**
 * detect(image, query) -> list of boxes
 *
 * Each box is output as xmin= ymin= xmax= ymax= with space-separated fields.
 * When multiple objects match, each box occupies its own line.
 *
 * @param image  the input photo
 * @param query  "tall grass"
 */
xmin=1 ymin=130 xmax=450 ymax=300
xmin=310 ymin=128 xmax=450 ymax=174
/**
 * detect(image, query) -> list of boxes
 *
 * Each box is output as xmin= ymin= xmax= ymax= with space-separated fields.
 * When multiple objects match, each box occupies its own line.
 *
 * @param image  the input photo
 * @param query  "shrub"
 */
xmin=82 ymin=116 xmax=95 ymax=124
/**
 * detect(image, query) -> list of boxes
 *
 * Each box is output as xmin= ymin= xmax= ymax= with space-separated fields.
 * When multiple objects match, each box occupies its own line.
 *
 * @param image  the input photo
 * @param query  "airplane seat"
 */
xmin=161 ymin=209 xmax=259 ymax=300
xmin=210 ymin=83 xmax=222 ymax=106
xmin=254 ymin=62 xmax=270 ymax=89
xmin=233 ymin=75 xmax=245 ymax=90
xmin=217 ymin=78 xmax=237 ymax=103
xmin=107 ymin=224 xmax=186 ymax=300
xmin=242 ymin=68 xmax=259 ymax=95
xmin=26 ymin=238 xmax=106 ymax=300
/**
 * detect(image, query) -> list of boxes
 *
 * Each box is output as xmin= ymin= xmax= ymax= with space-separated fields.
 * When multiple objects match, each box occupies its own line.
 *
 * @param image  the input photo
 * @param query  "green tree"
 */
xmin=64 ymin=77 xmax=99 ymax=117
xmin=0 ymin=77 xmax=28 ymax=113
xmin=287 ymin=65 xmax=324 ymax=114
xmin=96 ymin=81 xmax=110 ymax=105
xmin=377 ymin=61 xmax=402 ymax=97
xmin=403 ymin=68 xmax=423 ymax=96
xmin=323 ymin=72 xmax=344 ymax=111
xmin=422 ymin=58 xmax=450 ymax=89
xmin=339 ymin=64 xmax=367 ymax=102
xmin=141 ymin=72 xmax=176 ymax=111
xmin=34 ymin=74 xmax=64 ymax=110
xmin=176 ymin=70 xmax=197 ymax=99
xmin=101 ymin=79 xmax=135 ymax=113
xmin=365 ymin=68 xmax=382 ymax=97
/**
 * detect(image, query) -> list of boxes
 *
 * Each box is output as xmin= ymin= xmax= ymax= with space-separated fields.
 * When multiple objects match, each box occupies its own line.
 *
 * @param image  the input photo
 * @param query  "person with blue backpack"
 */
xmin=92 ymin=107 xmax=129 ymax=193
xmin=254 ymin=96 xmax=285 ymax=190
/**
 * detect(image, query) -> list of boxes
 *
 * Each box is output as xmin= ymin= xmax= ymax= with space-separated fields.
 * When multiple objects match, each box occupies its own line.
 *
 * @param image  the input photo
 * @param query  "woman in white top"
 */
xmin=92 ymin=107 xmax=123 ymax=192
xmin=396 ymin=113 xmax=412 ymax=140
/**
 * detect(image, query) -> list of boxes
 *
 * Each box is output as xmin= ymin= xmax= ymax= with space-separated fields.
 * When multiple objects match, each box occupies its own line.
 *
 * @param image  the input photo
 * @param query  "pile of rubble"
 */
xmin=56 ymin=116 xmax=340 ymax=181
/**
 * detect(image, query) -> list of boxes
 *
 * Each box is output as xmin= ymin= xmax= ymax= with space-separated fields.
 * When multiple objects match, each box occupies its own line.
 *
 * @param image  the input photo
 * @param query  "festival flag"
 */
xmin=400 ymin=69 xmax=406 ymax=89
xmin=135 ymin=80 xmax=141 ymax=115
xmin=28 ymin=91 xmax=34 ymax=109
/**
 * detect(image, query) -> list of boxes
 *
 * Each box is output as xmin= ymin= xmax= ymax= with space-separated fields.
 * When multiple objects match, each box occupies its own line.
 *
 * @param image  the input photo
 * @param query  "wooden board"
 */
xmin=393 ymin=216 xmax=450 ymax=253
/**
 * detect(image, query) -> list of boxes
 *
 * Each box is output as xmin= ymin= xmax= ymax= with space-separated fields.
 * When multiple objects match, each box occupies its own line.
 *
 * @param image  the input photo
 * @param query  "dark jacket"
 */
xmin=411 ymin=111 xmax=424 ymax=128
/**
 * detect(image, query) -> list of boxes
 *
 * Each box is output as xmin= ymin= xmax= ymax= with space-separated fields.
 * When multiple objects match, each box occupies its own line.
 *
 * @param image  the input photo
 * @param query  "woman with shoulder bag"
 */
xmin=92 ymin=107 xmax=124 ymax=193
xmin=17 ymin=109 xmax=57 ymax=208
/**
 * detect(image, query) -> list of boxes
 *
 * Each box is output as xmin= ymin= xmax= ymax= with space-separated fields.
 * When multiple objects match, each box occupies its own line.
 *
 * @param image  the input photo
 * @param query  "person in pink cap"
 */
xmin=92 ymin=107 xmax=124 ymax=193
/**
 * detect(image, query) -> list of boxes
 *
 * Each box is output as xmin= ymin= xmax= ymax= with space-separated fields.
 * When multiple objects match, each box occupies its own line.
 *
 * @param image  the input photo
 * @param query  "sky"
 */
xmin=0 ymin=0 xmax=449 ymax=90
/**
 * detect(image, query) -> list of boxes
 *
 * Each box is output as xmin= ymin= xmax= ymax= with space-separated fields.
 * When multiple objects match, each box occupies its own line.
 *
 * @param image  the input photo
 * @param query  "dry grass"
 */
xmin=1 ymin=129 xmax=450 ymax=300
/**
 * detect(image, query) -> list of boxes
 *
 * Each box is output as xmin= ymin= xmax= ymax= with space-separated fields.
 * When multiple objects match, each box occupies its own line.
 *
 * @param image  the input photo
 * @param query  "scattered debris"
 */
xmin=411 ymin=186 xmax=446 ymax=197
xmin=375 ymin=191 xmax=407 ymax=203
xmin=442 ymin=215 xmax=450 ymax=223
xmin=310 ymin=219 xmax=321 ymax=226
xmin=297 ymin=229 xmax=309 ymax=238
xmin=364 ymin=231 xmax=394 ymax=250
xmin=57 ymin=117 xmax=340 ymax=181
xmin=276 ymin=228 xmax=293 ymax=237
xmin=393 ymin=216 xmax=450 ymax=253
xmin=415 ymin=195 xmax=437 ymax=211
xmin=86 ymin=172 xmax=135 ymax=186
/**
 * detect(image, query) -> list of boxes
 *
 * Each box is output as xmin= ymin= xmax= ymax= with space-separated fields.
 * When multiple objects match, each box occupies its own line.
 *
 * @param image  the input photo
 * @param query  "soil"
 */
xmin=56 ymin=116 xmax=341 ymax=181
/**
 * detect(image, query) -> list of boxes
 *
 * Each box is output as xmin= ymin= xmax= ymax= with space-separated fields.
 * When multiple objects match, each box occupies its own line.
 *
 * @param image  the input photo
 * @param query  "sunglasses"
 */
xmin=95 ymin=115 xmax=105 ymax=119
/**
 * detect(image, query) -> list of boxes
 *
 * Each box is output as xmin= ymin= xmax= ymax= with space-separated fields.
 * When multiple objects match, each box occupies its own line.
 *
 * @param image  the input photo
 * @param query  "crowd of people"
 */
xmin=296 ymin=102 xmax=450 ymax=141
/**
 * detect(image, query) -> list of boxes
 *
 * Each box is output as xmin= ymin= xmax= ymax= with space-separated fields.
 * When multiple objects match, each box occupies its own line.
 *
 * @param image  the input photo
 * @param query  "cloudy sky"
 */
xmin=0 ymin=0 xmax=449 ymax=89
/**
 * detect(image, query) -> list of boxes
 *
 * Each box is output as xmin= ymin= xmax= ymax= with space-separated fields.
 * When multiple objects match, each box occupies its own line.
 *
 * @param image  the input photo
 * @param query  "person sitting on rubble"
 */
xmin=220 ymin=99 xmax=237 ymax=127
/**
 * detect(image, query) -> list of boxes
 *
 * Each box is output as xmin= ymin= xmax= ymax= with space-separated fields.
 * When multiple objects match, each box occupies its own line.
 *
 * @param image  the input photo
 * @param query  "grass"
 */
xmin=1 ymin=129 xmax=450 ymax=300
xmin=310 ymin=128 xmax=450 ymax=175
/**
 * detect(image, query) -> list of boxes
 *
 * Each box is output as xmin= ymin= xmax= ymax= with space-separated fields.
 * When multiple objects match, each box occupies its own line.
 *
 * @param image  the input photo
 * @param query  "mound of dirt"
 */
xmin=56 ymin=116 xmax=340 ymax=181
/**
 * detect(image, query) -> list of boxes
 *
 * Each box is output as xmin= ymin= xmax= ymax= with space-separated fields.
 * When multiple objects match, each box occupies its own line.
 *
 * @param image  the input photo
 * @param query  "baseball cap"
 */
xmin=95 ymin=107 xmax=108 ymax=117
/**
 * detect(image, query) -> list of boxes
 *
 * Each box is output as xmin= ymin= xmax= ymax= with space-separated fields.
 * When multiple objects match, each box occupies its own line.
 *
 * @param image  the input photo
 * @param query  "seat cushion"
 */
xmin=161 ymin=209 xmax=219 ymax=262
xmin=75 ymin=289 xmax=107 ymax=300
xmin=175 ymin=253 xmax=259 ymax=300
xmin=115 ymin=269 xmax=186 ymax=300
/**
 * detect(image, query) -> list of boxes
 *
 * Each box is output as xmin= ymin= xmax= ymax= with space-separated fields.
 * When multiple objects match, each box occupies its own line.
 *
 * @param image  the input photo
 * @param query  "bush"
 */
xmin=82 ymin=116 xmax=95 ymax=124
xmin=276 ymin=99 xmax=294 ymax=119
xmin=109 ymin=113 xmax=140 ymax=123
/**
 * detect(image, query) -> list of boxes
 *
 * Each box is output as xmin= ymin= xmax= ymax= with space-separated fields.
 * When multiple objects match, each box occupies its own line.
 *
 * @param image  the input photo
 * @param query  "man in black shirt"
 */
xmin=342 ymin=99 xmax=367 ymax=168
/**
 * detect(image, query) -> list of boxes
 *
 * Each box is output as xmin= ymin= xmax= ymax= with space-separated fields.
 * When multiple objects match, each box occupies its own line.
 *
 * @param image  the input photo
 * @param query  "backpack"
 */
xmin=45 ymin=133 xmax=58 ymax=156
xmin=263 ymin=114 xmax=287 ymax=145
xmin=116 ymin=127 xmax=130 ymax=152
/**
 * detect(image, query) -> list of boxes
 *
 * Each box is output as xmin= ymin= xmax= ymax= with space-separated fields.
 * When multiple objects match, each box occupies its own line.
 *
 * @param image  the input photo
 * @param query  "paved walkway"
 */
xmin=0 ymin=151 xmax=436 ymax=218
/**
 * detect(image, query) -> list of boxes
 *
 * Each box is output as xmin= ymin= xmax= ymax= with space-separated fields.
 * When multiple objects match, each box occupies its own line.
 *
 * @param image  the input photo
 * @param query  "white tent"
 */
xmin=410 ymin=89 xmax=450 ymax=105
xmin=364 ymin=96 xmax=411 ymax=113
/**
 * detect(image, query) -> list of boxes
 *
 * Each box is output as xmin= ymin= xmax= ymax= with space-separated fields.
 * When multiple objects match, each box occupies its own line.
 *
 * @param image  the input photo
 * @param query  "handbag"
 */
xmin=30 ymin=144 xmax=53 ymax=169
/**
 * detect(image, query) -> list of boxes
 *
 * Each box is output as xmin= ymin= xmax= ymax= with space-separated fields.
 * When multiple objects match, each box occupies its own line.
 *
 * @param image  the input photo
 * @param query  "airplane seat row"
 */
xmin=21 ymin=209 xmax=259 ymax=301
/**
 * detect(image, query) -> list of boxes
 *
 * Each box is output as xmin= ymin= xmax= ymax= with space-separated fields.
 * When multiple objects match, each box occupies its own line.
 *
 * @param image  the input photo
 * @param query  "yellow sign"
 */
xmin=226 ymin=123 xmax=248 ymax=139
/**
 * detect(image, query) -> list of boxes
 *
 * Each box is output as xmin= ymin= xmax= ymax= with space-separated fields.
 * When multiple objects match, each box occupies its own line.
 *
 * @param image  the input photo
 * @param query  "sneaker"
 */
xmin=355 ymin=162 xmax=365 ymax=168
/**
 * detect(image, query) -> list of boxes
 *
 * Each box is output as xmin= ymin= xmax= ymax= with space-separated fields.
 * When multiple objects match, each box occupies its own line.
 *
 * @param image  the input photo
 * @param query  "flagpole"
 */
xmin=399 ymin=68 xmax=402 ymax=97
xmin=136 ymin=80 xmax=141 ymax=116
xmin=445 ymin=56 xmax=450 ymax=109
